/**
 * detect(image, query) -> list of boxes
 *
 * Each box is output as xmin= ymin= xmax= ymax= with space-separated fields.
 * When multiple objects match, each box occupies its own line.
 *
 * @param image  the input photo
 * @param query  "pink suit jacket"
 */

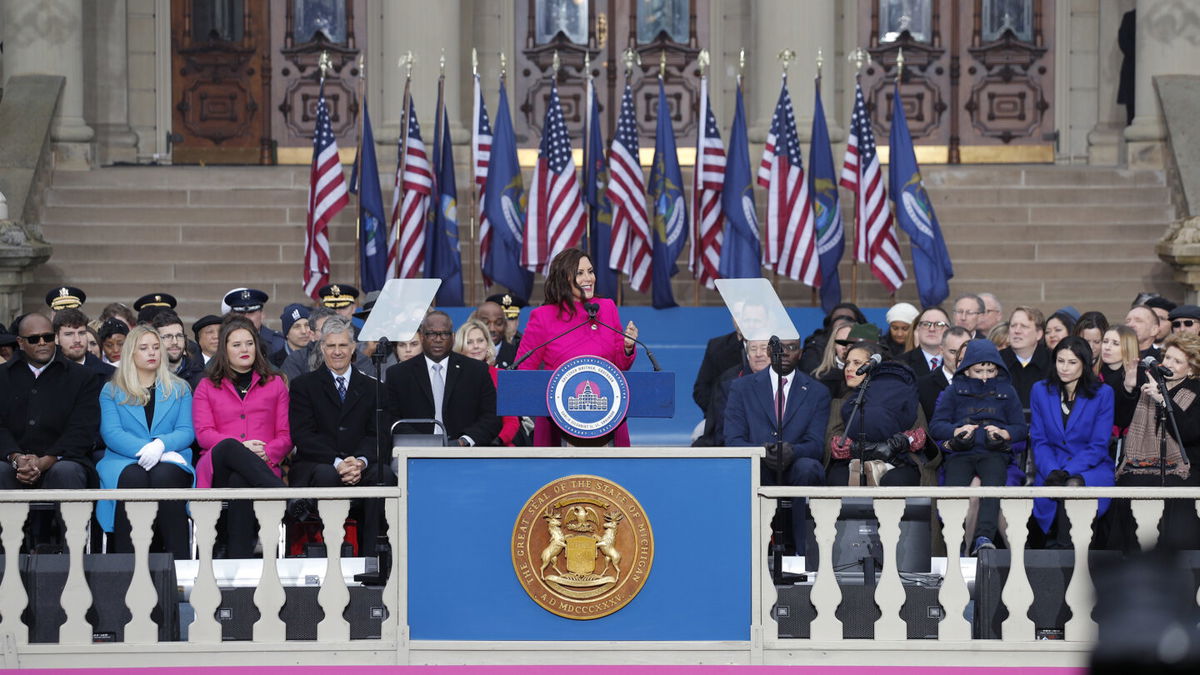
xmin=516 ymin=298 xmax=636 ymax=446
xmin=191 ymin=372 xmax=292 ymax=488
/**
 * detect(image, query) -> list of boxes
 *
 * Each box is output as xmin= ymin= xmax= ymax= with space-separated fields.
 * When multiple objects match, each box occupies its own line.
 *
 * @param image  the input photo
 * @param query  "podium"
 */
xmin=496 ymin=369 xmax=675 ymax=420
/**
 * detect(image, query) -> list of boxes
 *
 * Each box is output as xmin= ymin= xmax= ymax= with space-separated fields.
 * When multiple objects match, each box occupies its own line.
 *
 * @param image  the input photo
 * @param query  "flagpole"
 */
xmin=847 ymin=48 xmax=868 ymax=306
xmin=395 ymin=52 xmax=414 ymax=280
xmin=469 ymin=50 xmax=480 ymax=306
xmin=352 ymin=53 xmax=365 ymax=290
xmin=811 ymin=49 xmax=822 ymax=309
xmin=692 ymin=49 xmax=709 ymax=308
xmin=431 ymin=50 xmax=446 ymax=300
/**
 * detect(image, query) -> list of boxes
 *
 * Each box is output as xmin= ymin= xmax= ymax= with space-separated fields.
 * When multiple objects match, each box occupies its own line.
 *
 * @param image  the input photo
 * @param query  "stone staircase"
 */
xmin=21 ymin=163 xmax=1183 ymax=329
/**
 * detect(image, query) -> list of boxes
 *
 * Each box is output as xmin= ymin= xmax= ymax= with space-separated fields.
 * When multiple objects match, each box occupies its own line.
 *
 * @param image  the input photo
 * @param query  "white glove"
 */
xmin=160 ymin=451 xmax=186 ymax=466
xmin=136 ymin=438 xmax=166 ymax=470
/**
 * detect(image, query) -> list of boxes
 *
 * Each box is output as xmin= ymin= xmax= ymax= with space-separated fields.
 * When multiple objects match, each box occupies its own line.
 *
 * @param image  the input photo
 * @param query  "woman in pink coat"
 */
xmin=517 ymin=248 xmax=638 ymax=446
xmin=192 ymin=316 xmax=289 ymax=557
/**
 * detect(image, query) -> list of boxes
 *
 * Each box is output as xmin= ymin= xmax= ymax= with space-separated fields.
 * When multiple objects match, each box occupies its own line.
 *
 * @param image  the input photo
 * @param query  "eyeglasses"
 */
xmin=917 ymin=321 xmax=950 ymax=329
xmin=160 ymin=333 xmax=186 ymax=342
xmin=19 ymin=333 xmax=56 ymax=344
xmin=954 ymin=309 xmax=980 ymax=316
xmin=423 ymin=331 xmax=453 ymax=339
xmin=747 ymin=343 xmax=800 ymax=355
xmin=1174 ymin=320 xmax=1197 ymax=328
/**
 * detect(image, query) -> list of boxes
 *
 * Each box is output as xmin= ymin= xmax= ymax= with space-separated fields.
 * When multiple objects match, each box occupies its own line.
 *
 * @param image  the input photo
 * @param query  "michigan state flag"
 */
xmin=481 ymin=81 xmax=533 ymax=300
xmin=428 ymin=104 xmax=464 ymax=306
xmin=648 ymin=79 xmax=689 ymax=309
xmin=809 ymin=80 xmax=844 ymax=313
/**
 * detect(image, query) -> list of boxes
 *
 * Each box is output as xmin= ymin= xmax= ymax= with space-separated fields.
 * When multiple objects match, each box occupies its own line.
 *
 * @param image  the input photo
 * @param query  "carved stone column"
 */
xmin=2 ymin=0 xmax=96 ymax=169
xmin=1124 ymin=0 xmax=1200 ymax=168
xmin=1087 ymin=0 xmax=1134 ymax=166
xmin=87 ymin=0 xmax=139 ymax=165
xmin=378 ymin=0 xmax=465 ymax=144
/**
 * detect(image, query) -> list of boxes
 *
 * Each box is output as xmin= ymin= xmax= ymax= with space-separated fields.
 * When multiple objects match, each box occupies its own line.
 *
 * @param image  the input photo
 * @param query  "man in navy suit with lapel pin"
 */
xmin=289 ymin=316 xmax=395 ymax=555
xmin=384 ymin=311 xmax=501 ymax=447
xmin=724 ymin=334 xmax=831 ymax=555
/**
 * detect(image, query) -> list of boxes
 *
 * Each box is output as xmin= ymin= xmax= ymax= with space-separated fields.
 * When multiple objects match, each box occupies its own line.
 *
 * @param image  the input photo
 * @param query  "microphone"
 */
xmin=1142 ymin=355 xmax=1173 ymax=379
xmin=768 ymin=335 xmax=783 ymax=367
xmin=856 ymin=352 xmax=883 ymax=376
xmin=584 ymin=302 xmax=600 ymax=320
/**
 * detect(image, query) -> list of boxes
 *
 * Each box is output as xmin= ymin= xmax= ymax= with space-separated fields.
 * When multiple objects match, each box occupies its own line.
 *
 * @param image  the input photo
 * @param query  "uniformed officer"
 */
xmin=222 ymin=288 xmax=287 ymax=357
xmin=133 ymin=292 xmax=178 ymax=324
xmin=316 ymin=283 xmax=361 ymax=319
xmin=45 ymin=286 xmax=86 ymax=320
xmin=486 ymin=293 xmax=527 ymax=353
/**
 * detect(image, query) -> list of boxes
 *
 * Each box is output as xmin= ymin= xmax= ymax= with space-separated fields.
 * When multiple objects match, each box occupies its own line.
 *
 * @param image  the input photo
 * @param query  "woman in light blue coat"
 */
xmin=98 ymin=325 xmax=195 ymax=559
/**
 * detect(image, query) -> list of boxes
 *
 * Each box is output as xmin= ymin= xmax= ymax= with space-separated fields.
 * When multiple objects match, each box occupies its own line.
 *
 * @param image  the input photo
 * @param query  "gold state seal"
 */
xmin=512 ymin=475 xmax=653 ymax=620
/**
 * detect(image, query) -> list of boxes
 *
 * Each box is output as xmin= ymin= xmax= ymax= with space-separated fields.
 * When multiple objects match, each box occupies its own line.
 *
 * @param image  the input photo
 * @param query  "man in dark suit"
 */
xmin=899 ymin=308 xmax=951 ymax=378
xmin=52 ymin=308 xmax=114 ymax=379
xmin=1000 ymin=306 xmax=1051 ymax=408
xmin=917 ymin=326 xmax=971 ymax=422
xmin=0 ymin=313 xmax=101 ymax=547
xmin=473 ymin=300 xmax=517 ymax=369
xmin=692 ymin=326 xmax=743 ymax=415
xmin=289 ymin=316 xmax=395 ymax=555
xmin=385 ymin=311 xmax=501 ymax=446
xmin=725 ymin=335 xmax=831 ymax=554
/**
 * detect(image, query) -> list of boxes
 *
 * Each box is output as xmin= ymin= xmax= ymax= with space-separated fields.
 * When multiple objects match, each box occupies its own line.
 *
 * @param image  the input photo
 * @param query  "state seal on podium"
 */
xmin=545 ymin=356 xmax=630 ymax=439
xmin=511 ymin=475 xmax=654 ymax=619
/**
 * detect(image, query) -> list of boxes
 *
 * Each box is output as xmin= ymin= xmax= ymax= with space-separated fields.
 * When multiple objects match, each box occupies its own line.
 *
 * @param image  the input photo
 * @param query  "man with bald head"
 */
xmin=472 ymin=301 xmax=516 ymax=369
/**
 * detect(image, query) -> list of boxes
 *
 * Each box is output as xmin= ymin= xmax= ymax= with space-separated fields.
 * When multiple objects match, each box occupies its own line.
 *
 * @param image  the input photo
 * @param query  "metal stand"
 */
xmin=354 ymin=337 xmax=393 ymax=586
xmin=1150 ymin=369 xmax=1185 ymax=487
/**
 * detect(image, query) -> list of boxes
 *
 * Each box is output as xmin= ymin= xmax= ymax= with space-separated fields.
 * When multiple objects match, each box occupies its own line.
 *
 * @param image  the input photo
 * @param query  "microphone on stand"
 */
xmin=1142 ymin=355 xmax=1174 ymax=379
xmin=856 ymin=353 xmax=883 ymax=376
xmin=768 ymin=335 xmax=783 ymax=369
xmin=585 ymin=308 xmax=664 ymax=372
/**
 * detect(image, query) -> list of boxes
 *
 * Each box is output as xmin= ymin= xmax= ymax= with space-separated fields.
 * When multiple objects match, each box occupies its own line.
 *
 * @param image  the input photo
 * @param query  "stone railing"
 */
xmin=1 ymin=475 xmax=1194 ymax=668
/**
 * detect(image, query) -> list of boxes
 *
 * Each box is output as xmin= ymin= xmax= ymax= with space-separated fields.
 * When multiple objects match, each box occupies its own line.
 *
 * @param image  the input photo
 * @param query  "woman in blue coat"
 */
xmin=1029 ymin=337 xmax=1115 ymax=545
xmin=98 ymin=325 xmax=195 ymax=559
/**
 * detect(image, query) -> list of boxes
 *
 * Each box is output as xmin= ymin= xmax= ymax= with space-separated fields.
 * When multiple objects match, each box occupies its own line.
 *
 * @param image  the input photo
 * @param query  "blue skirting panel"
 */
xmin=407 ymin=456 xmax=753 ymax=641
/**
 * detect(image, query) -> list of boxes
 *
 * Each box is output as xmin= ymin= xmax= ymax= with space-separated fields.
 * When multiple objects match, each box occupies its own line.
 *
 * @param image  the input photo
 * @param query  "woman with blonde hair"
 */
xmin=97 ymin=325 xmax=195 ymax=558
xmin=1099 ymin=325 xmax=1142 ymax=435
xmin=455 ymin=319 xmax=521 ymax=445
xmin=811 ymin=320 xmax=855 ymax=396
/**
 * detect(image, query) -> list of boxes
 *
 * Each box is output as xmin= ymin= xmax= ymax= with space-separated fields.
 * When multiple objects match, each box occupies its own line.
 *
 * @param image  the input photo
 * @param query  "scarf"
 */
xmin=1118 ymin=384 xmax=1196 ymax=480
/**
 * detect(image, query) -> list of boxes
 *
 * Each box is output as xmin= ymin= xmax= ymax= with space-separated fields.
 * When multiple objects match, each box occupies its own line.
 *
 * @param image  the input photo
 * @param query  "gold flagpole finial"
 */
xmin=622 ymin=47 xmax=640 ymax=77
xmin=399 ymin=50 xmax=414 ymax=78
xmin=738 ymin=47 xmax=746 ymax=79
xmin=659 ymin=50 xmax=667 ymax=78
xmin=584 ymin=51 xmax=591 ymax=78
xmin=848 ymin=47 xmax=869 ymax=74
xmin=697 ymin=48 xmax=710 ymax=78
xmin=896 ymin=47 xmax=906 ymax=80
xmin=815 ymin=48 xmax=824 ymax=80
xmin=357 ymin=53 xmax=365 ymax=79
xmin=552 ymin=50 xmax=561 ymax=80
xmin=499 ymin=51 xmax=507 ymax=79
xmin=778 ymin=48 xmax=796 ymax=74
xmin=318 ymin=50 xmax=332 ymax=82
xmin=472 ymin=48 xmax=478 ymax=76
xmin=440 ymin=48 xmax=446 ymax=77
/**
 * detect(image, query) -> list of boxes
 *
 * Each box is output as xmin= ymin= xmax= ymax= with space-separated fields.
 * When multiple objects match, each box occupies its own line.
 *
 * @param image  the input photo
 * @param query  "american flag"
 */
xmin=523 ymin=82 xmax=586 ymax=274
xmin=690 ymin=76 xmax=725 ymax=290
xmin=389 ymin=97 xmax=432 ymax=279
xmin=473 ymin=74 xmax=494 ymax=285
xmin=758 ymin=76 xmax=819 ymax=286
xmin=303 ymin=84 xmax=349 ymax=298
xmin=607 ymin=84 xmax=651 ymax=293
xmin=841 ymin=81 xmax=906 ymax=292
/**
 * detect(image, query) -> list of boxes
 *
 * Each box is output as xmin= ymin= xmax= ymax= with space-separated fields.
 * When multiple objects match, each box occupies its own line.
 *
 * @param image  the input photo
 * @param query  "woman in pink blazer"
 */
xmin=192 ymin=316 xmax=289 ymax=557
xmin=517 ymin=248 xmax=638 ymax=446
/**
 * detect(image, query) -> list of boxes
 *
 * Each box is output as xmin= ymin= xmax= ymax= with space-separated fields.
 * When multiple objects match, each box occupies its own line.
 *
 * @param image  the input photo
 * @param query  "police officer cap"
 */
xmin=317 ymin=283 xmax=360 ymax=309
xmin=486 ymin=293 xmax=528 ymax=320
xmin=191 ymin=315 xmax=222 ymax=339
xmin=46 ymin=286 xmax=86 ymax=311
xmin=224 ymin=288 xmax=269 ymax=313
xmin=133 ymin=293 xmax=177 ymax=312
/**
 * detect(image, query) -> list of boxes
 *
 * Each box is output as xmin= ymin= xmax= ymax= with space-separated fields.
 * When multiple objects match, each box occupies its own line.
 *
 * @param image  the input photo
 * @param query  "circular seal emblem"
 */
xmin=511 ymin=475 xmax=654 ymax=620
xmin=545 ymin=356 xmax=630 ymax=439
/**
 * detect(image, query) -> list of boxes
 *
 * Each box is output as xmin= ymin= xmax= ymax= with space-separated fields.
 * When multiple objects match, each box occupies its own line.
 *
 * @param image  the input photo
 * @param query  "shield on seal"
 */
xmin=565 ymin=535 xmax=597 ymax=575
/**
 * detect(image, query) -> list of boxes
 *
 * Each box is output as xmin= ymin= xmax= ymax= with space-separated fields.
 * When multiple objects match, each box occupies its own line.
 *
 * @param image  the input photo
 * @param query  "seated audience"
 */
xmin=917 ymin=326 xmax=971 ymax=422
xmin=1169 ymin=304 xmax=1200 ymax=337
xmin=798 ymin=303 xmax=867 ymax=375
xmin=473 ymin=300 xmax=519 ymax=370
xmin=1125 ymin=305 xmax=1161 ymax=359
xmin=192 ymin=315 xmax=222 ymax=365
xmin=454 ymin=319 xmax=521 ymax=446
xmin=953 ymin=294 xmax=986 ymax=338
xmin=54 ymin=308 xmax=114 ymax=379
xmin=1000 ymin=306 xmax=1050 ymax=408
xmin=810 ymin=321 xmax=856 ymax=397
xmin=1072 ymin=311 xmax=1109 ymax=374
xmin=1043 ymin=311 xmax=1076 ymax=351
xmin=97 ymin=325 xmax=195 ymax=559
xmin=99 ymin=318 xmax=129 ymax=366
xmin=882 ymin=302 xmax=919 ymax=357
xmin=899 ymin=306 xmax=951 ymax=377
xmin=273 ymin=303 xmax=311 ymax=367
xmin=976 ymin=292 xmax=1004 ymax=334
xmin=151 ymin=310 xmax=205 ymax=383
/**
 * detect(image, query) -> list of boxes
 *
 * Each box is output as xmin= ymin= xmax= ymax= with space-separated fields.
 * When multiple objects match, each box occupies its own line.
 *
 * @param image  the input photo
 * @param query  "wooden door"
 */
xmin=514 ymin=0 xmax=707 ymax=149
xmin=858 ymin=0 xmax=1055 ymax=163
xmin=170 ymin=0 xmax=272 ymax=164
xmin=269 ymin=0 xmax=365 ymax=164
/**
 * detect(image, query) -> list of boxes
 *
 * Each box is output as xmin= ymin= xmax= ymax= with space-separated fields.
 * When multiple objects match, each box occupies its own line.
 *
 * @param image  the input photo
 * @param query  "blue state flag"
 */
xmin=648 ymin=79 xmax=689 ymax=309
xmin=583 ymin=82 xmax=618 ymax=300
xmin=718 ymin=84 xmax=761 ymax=279
xmin=809 ymin=80 xmax=844 ymax=313
xmin=349 ymin=101 xmax=388 ymax=294
xmin=482 ymin=81 xmax=533 ymax=300
xmin=427 ymin=105 xmax=464 ymax=306
xmin=888 ymin=83 xmax=953 ymax=308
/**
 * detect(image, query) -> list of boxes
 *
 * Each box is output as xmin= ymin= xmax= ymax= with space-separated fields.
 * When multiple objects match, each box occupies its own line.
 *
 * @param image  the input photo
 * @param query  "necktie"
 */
xmin=930 ymin=356 xmax=941 ymax=371
xmin=431 ymin=363 xmax=445 ymax=424
xmin=775 ymin=376 xmax=788 ymax=422
xmin=335 ymin=375 xmax=346 ymax=401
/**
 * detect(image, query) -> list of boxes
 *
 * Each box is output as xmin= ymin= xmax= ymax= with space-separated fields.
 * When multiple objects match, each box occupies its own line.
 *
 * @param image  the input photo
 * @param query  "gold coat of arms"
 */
xmin=511 ymin=475 xmax=654 ymax=619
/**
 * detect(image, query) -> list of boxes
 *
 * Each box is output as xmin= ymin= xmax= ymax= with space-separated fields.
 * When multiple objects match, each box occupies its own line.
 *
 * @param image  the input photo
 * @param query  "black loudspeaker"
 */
xmin=804 ymin=498 xmax=933 ymax=573
xmin=773 ymin=575 xmax=944 ymax=639
xmin=974 ymin=549 xmax=1127 ymax=639
xmin=20 ymin=553 xmax=180 ymax=643
xmin=216 ymin=587 xmax=388 ymax=641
